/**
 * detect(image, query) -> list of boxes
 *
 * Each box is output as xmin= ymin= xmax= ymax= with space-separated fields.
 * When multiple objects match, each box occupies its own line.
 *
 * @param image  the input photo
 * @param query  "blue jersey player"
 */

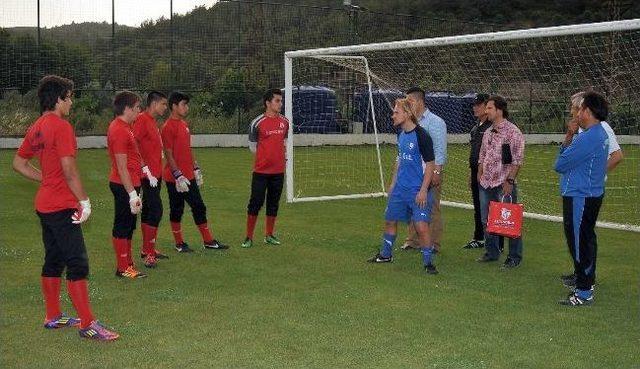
xmin=368 ymin=98 xmax=438 ymax=274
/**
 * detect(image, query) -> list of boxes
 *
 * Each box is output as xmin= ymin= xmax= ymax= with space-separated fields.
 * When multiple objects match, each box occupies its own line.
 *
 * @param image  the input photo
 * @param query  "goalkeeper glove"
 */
xmin=142 ymin=165 xmax=158 ymax=188
xmin=71 ymin=199 xmax=91 ymax=224
xmin=172 ymin=169 xmax=191 ymax=193
xmin=129 ymin=190 xmax=142 ymax=214
xmin=194 ymin=164 xmax=203 ymax=187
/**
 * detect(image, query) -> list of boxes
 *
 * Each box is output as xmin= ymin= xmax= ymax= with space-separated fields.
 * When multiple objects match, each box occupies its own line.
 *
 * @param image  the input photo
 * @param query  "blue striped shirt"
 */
xmin=418 ymin=110 xmax=447 ymax=166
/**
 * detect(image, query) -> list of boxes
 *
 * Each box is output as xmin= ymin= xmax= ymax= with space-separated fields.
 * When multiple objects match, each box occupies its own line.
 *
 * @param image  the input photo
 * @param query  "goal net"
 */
xmin=284 ymin=19 xmax=640 ymax=232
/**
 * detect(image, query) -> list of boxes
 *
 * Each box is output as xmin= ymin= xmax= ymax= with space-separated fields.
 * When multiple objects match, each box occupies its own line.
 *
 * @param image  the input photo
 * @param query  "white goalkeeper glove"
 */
xmin=142 ymin=165 xmax=158 ymax=188
xmin=172 ymin=169 xmax=191 ymax=193
xmin=194 ymin=165 xmax=203 ymax=187
xmin=129 ymin=190 xmax=142 ymax=214
xmin=71 ymin=199 xmax=91 ymax=224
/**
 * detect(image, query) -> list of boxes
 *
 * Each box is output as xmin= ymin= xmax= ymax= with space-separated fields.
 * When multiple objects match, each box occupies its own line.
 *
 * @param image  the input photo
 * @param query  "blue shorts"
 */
xmin=384 ymin=188 xmax=434 ymax=223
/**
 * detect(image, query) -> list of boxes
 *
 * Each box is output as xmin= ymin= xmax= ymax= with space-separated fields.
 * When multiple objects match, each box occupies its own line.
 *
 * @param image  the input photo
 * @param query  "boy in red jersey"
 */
xmin=107 ymin=91 xmax=146 ymax=279
xmin=133 ymin=91 xmax=168 ymax=268
xmin=161 ymin=91 xmax=227 ymax=252
xmin=241 ymin=89 xmax=289 ymax=248
xmin=12 ymin=75 xmax=118 ymax=341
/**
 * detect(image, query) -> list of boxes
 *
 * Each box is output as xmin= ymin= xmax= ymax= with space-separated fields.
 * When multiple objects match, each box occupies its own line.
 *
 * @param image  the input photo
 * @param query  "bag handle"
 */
xmin=501 ymin=193 xmax=513 ymax=203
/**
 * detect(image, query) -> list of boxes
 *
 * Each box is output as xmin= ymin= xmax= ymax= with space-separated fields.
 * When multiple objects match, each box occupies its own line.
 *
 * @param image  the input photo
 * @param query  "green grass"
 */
xmin=1 ymin=148 xmax=639 ymax=369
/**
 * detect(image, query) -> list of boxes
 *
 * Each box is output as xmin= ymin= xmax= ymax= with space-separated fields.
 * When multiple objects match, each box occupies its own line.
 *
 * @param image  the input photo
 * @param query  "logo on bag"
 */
xmin=501 ymin=208 xmax=511 ymax=220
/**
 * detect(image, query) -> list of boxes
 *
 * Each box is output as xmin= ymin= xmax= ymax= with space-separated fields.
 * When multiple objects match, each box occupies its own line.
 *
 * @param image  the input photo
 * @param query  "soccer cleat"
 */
xmin=204 ymin=239 xmax=228 ymax=250
xmin=463 ymin=239 xmax=484 ymax=249
xmin=558 ymin=292 xmax=594 ymax=306
xmin=143 ymin=254 xmax=157 ymax=268
xmin=367 ymin=253 xmax=393 ymax=263
xmin=175 ymin=242 xmax=193 ymax=253
xmin=115 ymin=266 xmax=147 ymax=279
xmin=241 ymin=238 xmax=253 ymax=248
xmin=43 ymin=313 xmax=81 ymax=329
xmin=424 ymin=264 xmax=439 ymax=275
xmin=501 ymin=258 xmax=520 ymax=269
xmin=264 ymin=234 xmax=281 ymax=246
xmin=79 ymin=321 xmax=119 ymax=341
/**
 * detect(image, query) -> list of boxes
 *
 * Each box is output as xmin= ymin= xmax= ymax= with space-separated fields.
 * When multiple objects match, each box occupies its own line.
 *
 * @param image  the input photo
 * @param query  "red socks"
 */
xmin=197 ymin=223 xmax=213 ymax=243
xmin=246 ymin=214 xmax=258 ymax=240
xmin=126 ymin=239 xmax=133 ymax=266
xmin=112 ymin=237 xmax=130 ymax=272
xmin=66 ymin=279 xmax=95 ymax=329
xmin=170 ymin=222 xmax=184 ymax=244
xmin=266 ymin=216 xmax=277 ymax=236
xmin=41 ymin=277 xmax=62 ymax=321
xmin=141 ymin=223 xmax=158 ymax=256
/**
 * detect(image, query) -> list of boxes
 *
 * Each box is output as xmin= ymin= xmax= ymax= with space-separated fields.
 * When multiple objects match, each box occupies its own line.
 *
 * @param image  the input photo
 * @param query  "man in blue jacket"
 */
xmin=554 ymin=91 xmax=609 ymax=306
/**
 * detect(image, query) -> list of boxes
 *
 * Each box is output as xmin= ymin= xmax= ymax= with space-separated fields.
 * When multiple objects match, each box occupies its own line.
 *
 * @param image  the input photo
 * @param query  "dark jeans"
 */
xmin=110 ymin=182 xmax=140 ymax=239
xmin=479 ymin=184 xmax=523 ymax=261
xmin=37 ymin=209 xmax=89 ymax=280
xmin=141 ymin=178 xmax=163 ymax=227
xmin=562 ymin=196 xmax=602 ymax=290
xmin=166 ymin=180 xmax=208 ymax=225
xmin=247 ymin=172 xmax=284 ymax=216
xmin=470 ymin=166 xmax=484 ymax=241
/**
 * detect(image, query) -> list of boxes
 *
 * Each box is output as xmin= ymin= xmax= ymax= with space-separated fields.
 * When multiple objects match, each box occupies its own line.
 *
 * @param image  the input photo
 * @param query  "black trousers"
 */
xmin=470 ymin=165 xmax=484 ymax=241
xmin=37 ymin=209 xmax=89 ymax=280
xmin=247 ymin=172 xmax=284 ymax=217
xmin=166 ymin=180 xmax=207 ymax=225
xmin=141 ymin=178 xmax=163 ymax=227
xmin=110 ymin=182 xmax=140 ymax=239
xmin=562 ymin=195 xmax=603 ymax=290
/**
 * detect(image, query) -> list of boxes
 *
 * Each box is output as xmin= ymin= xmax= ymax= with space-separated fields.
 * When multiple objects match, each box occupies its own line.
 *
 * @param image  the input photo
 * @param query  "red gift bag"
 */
xmin=487 ymin=195 xmax=524 ymax=238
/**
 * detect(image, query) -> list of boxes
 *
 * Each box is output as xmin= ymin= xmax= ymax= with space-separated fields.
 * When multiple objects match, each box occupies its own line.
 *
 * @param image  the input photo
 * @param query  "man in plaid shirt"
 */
xmin=476 ymin=95 xmax=525 ymax=268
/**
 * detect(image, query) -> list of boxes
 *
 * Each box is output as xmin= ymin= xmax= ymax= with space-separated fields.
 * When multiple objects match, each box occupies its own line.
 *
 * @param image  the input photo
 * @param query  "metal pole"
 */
xmin=111 ymin=0 xmax=115 ymax=92
xmin=36 ymin=0 xmax=41 ymax=46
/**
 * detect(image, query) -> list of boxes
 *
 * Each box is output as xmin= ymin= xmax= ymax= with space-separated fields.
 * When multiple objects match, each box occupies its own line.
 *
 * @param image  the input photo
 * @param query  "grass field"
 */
xmin=1 ymin=147 xmax=639 ymax=369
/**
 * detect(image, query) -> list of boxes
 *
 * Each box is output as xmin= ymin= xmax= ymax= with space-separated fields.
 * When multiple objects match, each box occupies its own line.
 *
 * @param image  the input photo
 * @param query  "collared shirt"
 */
xmin=417 ymin=109 xmax=447 ymax=166
xmin=478 ymin=119 xmax=525 ymax=189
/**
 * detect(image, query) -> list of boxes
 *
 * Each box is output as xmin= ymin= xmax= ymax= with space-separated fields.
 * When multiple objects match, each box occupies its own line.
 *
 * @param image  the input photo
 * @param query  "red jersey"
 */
xmin=107 ymin=117 xmax=142 ymax=187
xmin=161 ymin=118 xmax=194 ymax=182
xmin=17 ymin=113 xmax=79 ymax=213
xmin=133 ymin=111 xmax=163 ymax=178
xmin=248 ymin=114 xmax=289 ymax=174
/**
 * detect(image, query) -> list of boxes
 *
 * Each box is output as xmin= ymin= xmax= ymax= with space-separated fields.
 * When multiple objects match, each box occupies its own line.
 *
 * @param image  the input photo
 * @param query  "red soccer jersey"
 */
xmin=17 ymin=113 xmax=79 ymax=213
xmin=248 ymin=114 xmax=289 ymax=174
xmin=133 ymin=111 xmax=163 ymax=178
xmin=161 ymin=118 xmax=194 ymax=182
xmin=107 ymin=117 xmax=142 ymax=187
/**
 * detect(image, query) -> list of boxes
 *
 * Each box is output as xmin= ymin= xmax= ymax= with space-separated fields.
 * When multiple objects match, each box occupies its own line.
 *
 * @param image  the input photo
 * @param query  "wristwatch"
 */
xmin=506 ymin=178 xmax=515 ymax=185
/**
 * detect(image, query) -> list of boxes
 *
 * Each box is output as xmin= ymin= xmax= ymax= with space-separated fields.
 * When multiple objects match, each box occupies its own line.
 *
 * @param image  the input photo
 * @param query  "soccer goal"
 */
xmin=284 ymin=19 xmax=640 ymax=232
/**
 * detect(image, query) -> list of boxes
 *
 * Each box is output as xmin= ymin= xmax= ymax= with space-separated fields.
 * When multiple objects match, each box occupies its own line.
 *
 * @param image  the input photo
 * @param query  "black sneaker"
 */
xmin=367 ymin=253 xmax=393 ymax=263
xmin=204 ymin=239 xmax=228 ymax=250
xmin=462 ymin=239 xmax=484 ymax=249
xmin=558 ymin=292 xmax=594 ymax=306
xmin=560 ymin=273 xmax=577 ymax=288
xmin=424 ymin=264 xmax=438 ymax=275
xmin=476 ymin=254 xmax=498 ymax=262
xmin=501 ymin=258 xmax=520 ymax=269
xmin=175 ymin=242 xmax=193 ymax=253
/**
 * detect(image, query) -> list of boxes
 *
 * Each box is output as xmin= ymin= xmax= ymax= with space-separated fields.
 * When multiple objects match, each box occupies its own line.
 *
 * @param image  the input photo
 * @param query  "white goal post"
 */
xmin=284 ymin=19 xmax=640 ymax=232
